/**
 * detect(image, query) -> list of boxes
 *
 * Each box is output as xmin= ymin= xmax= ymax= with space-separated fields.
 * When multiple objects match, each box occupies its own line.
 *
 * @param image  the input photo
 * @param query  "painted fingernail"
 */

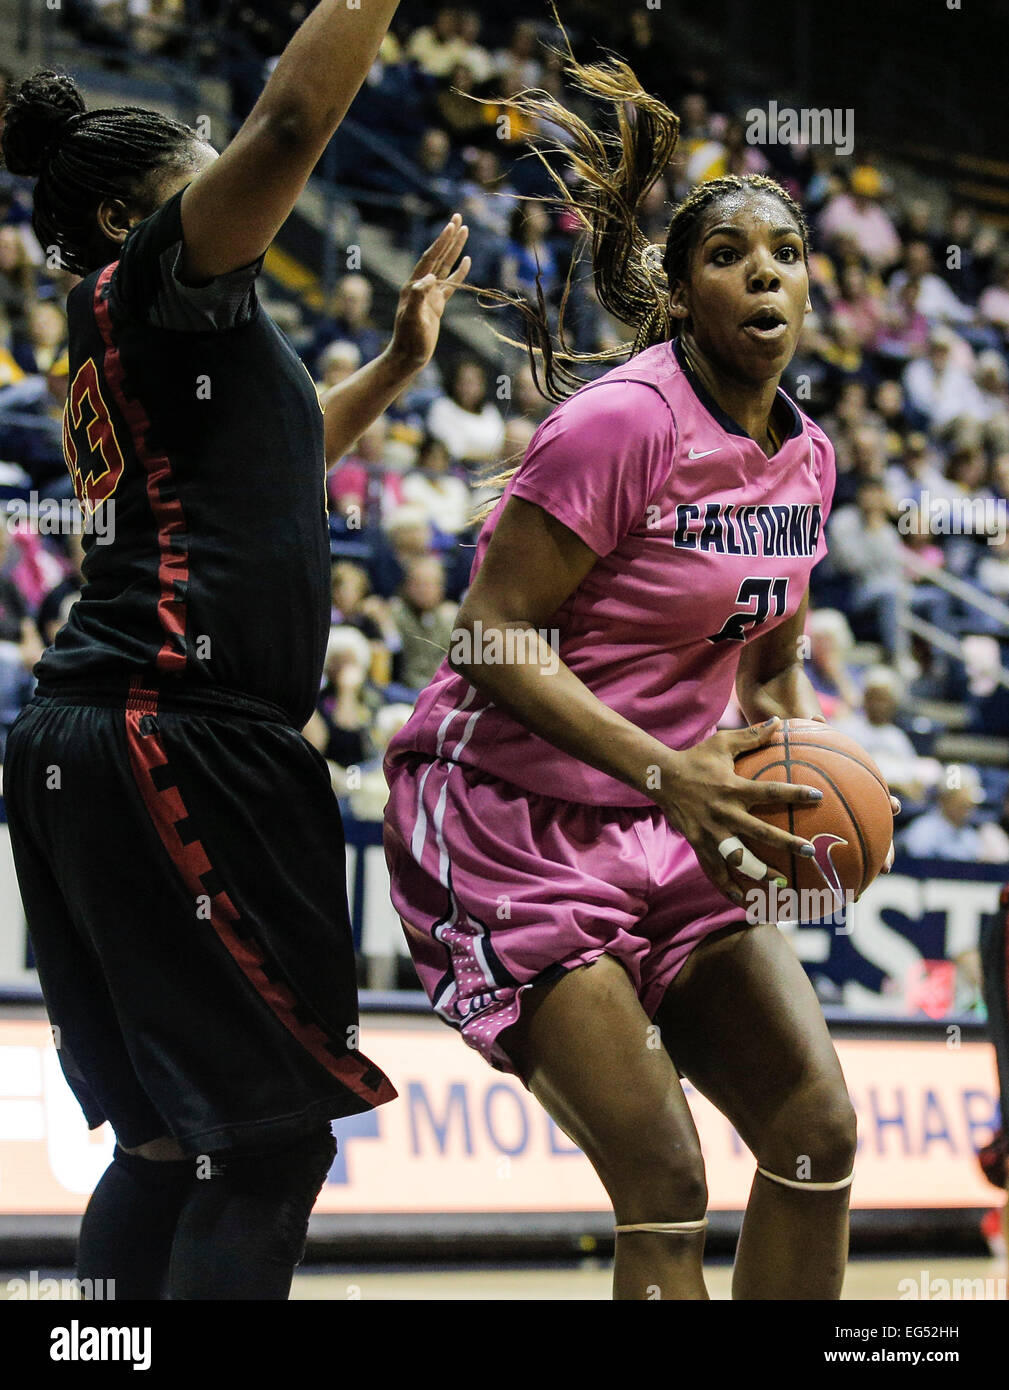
xmin=759 ymin=717 xmax=779 ymax=729
xmin=892 ymin=799 xmax=902 ymax=813
xmin=799 ymin=844 xmax=816 ymax=858
xmin=774 ymin=876 xmax=788 ymax=888
xmin=806 ymin=788 xmax=823 ymax=801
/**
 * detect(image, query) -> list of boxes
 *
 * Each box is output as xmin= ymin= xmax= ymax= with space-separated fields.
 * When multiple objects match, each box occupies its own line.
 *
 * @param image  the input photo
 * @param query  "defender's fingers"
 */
xmin=697 ymin=850 xmax=747 ymax=908
xmin=717 ymin=836 xmax=769 ymax=883
xmin=412 ymin=215 xmax=462 ymax=278
xmin=440 ymin=256 xmax=472 ymax=300
xmin=432 ymin=222 xmax=469 ymax=277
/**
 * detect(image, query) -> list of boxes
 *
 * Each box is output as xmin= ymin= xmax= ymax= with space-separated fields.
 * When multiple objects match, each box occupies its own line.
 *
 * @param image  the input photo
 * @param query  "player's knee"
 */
xmin=605 ymin=1143 xmax=708 ymax=1223
xmin=758 ymin=1082 xmax=857 ymax=1183
xmin=217 ymin=1127 xmax=335 ymax=1192
xmin=212 ymin=1126 xmax=337 ymax=1265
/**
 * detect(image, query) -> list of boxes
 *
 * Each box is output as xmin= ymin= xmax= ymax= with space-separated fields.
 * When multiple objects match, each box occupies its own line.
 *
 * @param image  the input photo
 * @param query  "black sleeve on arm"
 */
xmin=108 ymin=188 xmax=264 ymax=333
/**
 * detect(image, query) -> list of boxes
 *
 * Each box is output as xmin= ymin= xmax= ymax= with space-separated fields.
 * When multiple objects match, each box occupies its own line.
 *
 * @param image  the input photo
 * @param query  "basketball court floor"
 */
xmin=290 ymin=1255 xmax=1004 ymax=1300
xmin=1 ymin=1254 xmax=1002 ymax=1301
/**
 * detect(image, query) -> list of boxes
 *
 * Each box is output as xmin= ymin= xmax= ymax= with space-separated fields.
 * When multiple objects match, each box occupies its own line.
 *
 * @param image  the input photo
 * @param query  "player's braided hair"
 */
xmin=1 ymin=70 xmax=201 ymax=276
xmin=468 ymin=32 xmax=810 ymax=520
xmin=473 ymin=29 xmax=809 ymax=405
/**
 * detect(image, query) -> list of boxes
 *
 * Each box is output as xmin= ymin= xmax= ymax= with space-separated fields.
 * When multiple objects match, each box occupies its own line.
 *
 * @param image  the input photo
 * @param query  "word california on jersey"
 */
xmin=672 ymin=499 xmax=822 ymax=558
xmin=387 ymin=337 xmax=836 ymax=807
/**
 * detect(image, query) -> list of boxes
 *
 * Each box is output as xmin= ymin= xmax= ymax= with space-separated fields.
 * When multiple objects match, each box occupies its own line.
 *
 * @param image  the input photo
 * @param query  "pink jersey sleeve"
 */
xmin=510 ymin=381 xmax=676 ymax=557
xmin=811 ymin=426 xmax=837 ymax=565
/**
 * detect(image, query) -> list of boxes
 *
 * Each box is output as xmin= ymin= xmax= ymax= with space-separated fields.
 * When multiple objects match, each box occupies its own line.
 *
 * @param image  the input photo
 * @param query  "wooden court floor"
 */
xmin=291 ymin=1255 xmax=1007 ymax=1300
xmin=1 ymin=1255 xmax=1003 ymax=1300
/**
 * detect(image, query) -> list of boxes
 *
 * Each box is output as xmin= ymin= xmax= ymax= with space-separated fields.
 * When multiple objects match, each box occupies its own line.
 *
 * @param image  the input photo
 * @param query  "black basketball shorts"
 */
xmin=3 ymin=676 xmax=396 ymax=1155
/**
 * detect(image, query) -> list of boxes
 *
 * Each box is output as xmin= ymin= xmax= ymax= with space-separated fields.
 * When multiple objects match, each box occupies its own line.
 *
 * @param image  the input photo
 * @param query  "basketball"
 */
xmin=729 ymin=719 xmax=894 ymax=923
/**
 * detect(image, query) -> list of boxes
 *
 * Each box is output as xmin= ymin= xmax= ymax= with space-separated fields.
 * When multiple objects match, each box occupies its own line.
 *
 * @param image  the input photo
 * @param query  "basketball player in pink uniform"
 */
xmin=384 ymin=55 xmax=897 ymax=1300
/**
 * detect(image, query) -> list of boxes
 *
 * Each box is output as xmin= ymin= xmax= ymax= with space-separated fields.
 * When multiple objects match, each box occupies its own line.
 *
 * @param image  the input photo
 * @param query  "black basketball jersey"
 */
xmin=38 ymin=188 xmax=330 ymax=727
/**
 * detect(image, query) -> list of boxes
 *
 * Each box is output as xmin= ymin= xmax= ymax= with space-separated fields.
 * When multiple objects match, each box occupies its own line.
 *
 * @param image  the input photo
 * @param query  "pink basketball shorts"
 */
xmin=383 ymin=753 xmax=746 ymax=1075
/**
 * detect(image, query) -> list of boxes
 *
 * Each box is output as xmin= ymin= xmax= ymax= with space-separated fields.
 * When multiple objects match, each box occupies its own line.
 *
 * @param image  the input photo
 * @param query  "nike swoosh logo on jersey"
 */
xmin=688 ymin=447 xmax=721 ymax=459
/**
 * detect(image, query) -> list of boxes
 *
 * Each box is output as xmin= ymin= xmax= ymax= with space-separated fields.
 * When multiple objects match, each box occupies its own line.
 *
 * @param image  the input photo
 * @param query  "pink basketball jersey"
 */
xmin=387 ymin=339 xmax=836 ymax=806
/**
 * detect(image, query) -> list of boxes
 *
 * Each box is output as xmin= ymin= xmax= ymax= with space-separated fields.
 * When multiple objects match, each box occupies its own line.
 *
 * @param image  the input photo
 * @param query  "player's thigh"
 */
xmin=109 ymin=707 xmax=390 ymax=1142
xmin=149 ymin=710 xmax=360 ymax=1024
xmin=501 ymin=954 xmax=707 ymax=1213
xmin=4 ymin=734 xmax=169 ymax=1149
xmin=653 ymin=923 xmax=855 ymax=1174
xmin=15 ymin=698 xmax=385 ymax=1148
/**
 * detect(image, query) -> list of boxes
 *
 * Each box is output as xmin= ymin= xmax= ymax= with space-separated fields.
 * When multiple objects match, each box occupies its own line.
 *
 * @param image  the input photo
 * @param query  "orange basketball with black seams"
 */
xmin=729 ymin=718 xmax=893 ymax=923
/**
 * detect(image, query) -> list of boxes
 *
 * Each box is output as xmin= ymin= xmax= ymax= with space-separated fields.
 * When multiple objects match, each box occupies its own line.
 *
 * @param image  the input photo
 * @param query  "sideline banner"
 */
xmin=1 ymin=814 xmax=1006 ymax=1017
xmin=783 ymin=856 xmax=1005 ymax=1014
xmin=0 ymin=1019 xmax=999 ymax=1215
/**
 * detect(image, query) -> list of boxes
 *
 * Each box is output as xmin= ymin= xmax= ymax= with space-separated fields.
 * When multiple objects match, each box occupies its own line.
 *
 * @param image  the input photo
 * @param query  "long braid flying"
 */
xmin=474 ymin=47 xmax=680 ymax=401
xmin=467 ymin=33 xmax=810 ymax=518
xmin=474 ymin=31 xmax=809 ymax=404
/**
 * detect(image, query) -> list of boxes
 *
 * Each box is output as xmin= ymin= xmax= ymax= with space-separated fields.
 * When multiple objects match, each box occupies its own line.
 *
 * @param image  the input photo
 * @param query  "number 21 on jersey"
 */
xmin=708 ymin=577 xmax=789 ymax=644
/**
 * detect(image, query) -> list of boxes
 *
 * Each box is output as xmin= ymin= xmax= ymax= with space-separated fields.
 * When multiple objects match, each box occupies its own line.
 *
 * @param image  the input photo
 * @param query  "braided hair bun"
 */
xmin=1 ymin=68 xmax=196 ymax=275
xmin=2 ymin=70 xmax=86 ymax=178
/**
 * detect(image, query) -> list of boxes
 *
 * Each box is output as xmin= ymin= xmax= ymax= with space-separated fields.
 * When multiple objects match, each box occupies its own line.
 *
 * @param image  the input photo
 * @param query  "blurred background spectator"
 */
xmin=389 ymin=553 xmax=458 ymax=693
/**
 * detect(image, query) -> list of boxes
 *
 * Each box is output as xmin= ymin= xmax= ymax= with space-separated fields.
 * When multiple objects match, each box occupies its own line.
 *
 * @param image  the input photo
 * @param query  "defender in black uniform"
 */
xmin=978 ymin=885 xmax=1009 ymax=1255
xmin=0 ymin=0 xmax=470 ymax=1300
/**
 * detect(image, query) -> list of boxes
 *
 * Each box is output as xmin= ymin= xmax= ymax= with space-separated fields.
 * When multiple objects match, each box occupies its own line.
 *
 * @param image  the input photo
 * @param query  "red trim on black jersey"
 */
xmin=123 ymin=680 xmax=396 ymax=1108
xmin=125 ymin=681 xmax=159 ymax=716
xmin=93 ymin=264 xmax=188 ymax=674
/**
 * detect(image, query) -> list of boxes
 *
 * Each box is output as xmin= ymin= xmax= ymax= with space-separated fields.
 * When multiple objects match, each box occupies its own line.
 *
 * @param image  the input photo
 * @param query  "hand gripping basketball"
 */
xmin=653 ymin=717 xmax=825 ymax=909
xmin=728 ymin=718 xmax=898 ymax=920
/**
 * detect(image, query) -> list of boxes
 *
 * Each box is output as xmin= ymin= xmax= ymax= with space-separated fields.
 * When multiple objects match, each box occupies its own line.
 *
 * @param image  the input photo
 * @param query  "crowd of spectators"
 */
xmin=3 ymin=7 xmax=1009 ymax=894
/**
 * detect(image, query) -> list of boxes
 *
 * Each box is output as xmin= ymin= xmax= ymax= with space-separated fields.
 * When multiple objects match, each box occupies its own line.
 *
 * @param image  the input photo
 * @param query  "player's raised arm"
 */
xmin=324 ymin=216 xmax=471 ymax=465
xmin=180 ymin=0 xmax=401 ymax=281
